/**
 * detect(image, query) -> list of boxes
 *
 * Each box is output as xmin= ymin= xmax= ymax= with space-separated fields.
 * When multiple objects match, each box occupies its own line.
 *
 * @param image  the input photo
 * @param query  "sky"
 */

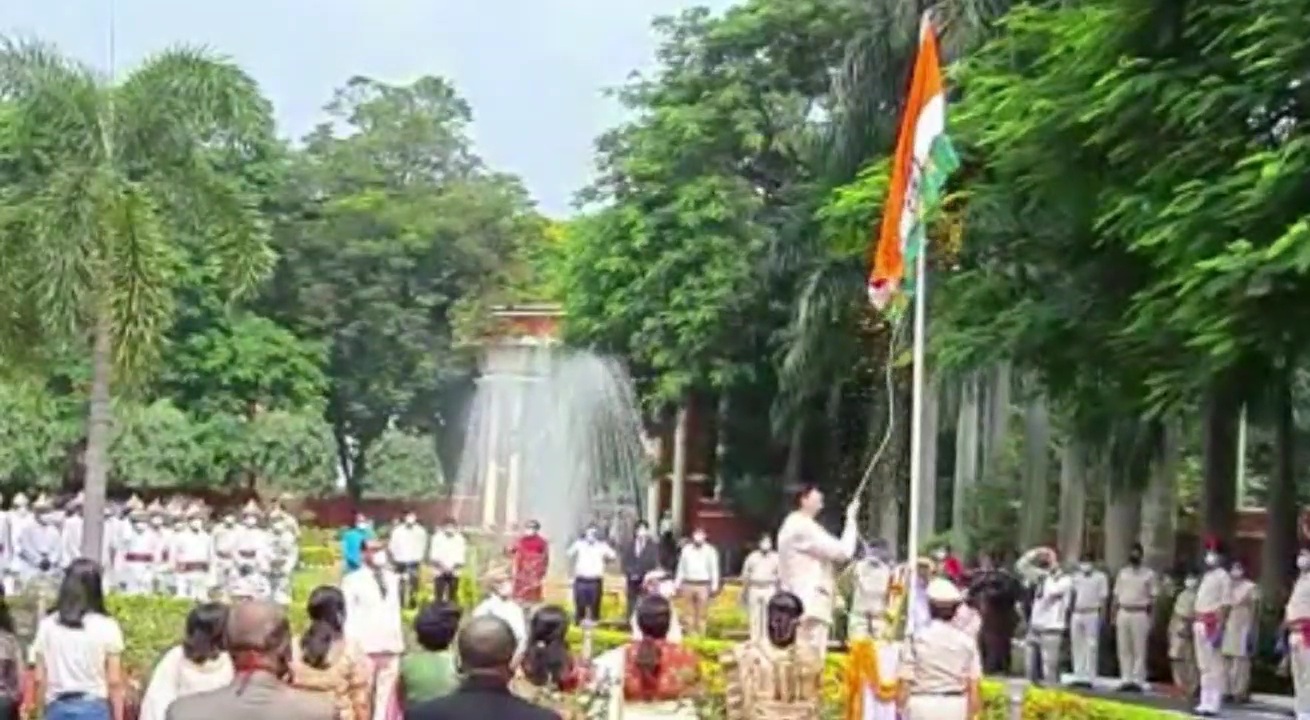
xmin=1 ymin=0 xmax=739 ymax=216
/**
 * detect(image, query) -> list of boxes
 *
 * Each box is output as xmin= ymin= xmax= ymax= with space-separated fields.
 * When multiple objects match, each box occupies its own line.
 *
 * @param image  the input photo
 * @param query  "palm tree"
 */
xmin=0 ymin=38 xmax=275 ymax=557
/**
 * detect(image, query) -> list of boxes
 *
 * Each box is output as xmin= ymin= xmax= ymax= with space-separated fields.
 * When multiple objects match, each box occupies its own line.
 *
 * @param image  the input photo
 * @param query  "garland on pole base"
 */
xmin=844 ymin=637 xmax=900 ymax=720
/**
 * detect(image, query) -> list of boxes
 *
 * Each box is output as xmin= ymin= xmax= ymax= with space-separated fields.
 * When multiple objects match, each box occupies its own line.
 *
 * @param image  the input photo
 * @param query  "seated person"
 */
xmin=630 ymin=570 xmax=683 ymax=643
xmin=514 ymin=605 xmax=592 ymax=717
xmin=721 ymin=592 xmax=823 ymax=720
xmin=594 ymin=595 xmax=701 ymax=719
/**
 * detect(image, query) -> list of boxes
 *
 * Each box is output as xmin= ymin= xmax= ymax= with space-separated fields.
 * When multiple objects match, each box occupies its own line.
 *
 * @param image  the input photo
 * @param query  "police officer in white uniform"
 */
xmin=898 ymin=578 xmax=982 ymax=720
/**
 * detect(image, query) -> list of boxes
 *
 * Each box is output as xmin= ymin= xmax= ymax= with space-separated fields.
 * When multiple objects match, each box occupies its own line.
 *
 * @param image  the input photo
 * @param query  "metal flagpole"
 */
xmin=903 ymin=218 xmax=930 ymax=638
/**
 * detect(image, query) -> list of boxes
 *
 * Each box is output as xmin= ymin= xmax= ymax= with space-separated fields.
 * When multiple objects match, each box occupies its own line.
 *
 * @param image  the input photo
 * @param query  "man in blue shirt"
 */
xmin=341 ymin=514 xmax=376 ymax=572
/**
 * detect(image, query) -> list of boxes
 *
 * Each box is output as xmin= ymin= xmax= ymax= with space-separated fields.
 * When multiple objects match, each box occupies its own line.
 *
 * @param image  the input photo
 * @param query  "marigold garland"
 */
xmin=844 ymin=637 xmax=900 ymax=720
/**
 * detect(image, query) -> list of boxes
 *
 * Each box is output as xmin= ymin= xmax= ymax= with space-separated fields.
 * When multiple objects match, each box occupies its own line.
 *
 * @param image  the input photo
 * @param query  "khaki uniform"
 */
xmin=1069 ymin=569 xmax=1109 ymax=683
xmin=898 ymin=620 xmax=980 ymax=720
xmin=1193 ymin=566 xmax=1232 ymax=714
xmin=1222 ymin=578 xmax=1258 ymax=699
xmin=1112 ymin=564 xmax=1157 ymax=686
xmin=721 ymin=641 xmax=824 ymax=720
xmin=741 ymin=550 xmax=780 ymax=643
xmin=1168 ymin=585 xmax=1199 ymax=697
xmin=849 ymin=559 xmax=893 ymax=640
xmin=1284 ymin=572 xmax=1310 ymax=718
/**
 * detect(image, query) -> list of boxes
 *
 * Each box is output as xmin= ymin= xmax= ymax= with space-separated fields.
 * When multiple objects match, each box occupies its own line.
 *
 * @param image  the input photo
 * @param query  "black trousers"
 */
xmin=573 ymin=577 xmax=603 ymax=624
xmin=625 ymin=576 xmax=644 ymax=618
xmin=0 ymin=695 xmax=15 ymax=720
xmin=434 ymin=571 xmax=461 ymax=603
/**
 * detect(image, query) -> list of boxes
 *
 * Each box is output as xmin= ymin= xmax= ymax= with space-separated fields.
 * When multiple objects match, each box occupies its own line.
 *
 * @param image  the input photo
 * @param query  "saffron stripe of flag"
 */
xmin=867 ymin=14 xmax=961 ymax=309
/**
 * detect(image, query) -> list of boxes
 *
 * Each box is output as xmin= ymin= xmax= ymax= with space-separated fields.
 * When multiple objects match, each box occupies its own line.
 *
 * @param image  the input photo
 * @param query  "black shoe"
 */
xmin=1192 ymin=711 xmax=1216 ymax=718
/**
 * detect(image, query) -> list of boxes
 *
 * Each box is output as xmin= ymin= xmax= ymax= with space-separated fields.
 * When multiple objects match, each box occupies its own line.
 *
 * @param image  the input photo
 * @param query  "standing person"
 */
xmin=405 ymin=616 xmax=561 ymax=720
xmin=427 ymin=520 xmax=467 ymax=604
xmin=60 ymin=493 xmax=85 ymax=567
xmin=473 ymin=569 xmax=528 ymax=654
xmin=675 ymin=528 xmax=720 ymax=637
xmin=341 ymin=514 xmax=375 ymax=575
xmin=172 ymin=506 xmax=215 ymax=602
xmin=18 ymin=498 xmax=63 ymax=590
xmin=388 ymin=512 xmax=428 ymax=609
xmin=621 ymin=521 xmax=660 ymax=619
xmin=166 ymin=601 xmax=335 ymax=720
xmin=0 ymin=585 xmax=22 ymax=720
xmin=1169 ymin=567 xmax=1200 ymax=700
xmin=117 ymin=509 xmax=162 ymax=596
xmin=138 ymin=603 xmax=234 ymax=720
xmin=342 ymin=541 xmax=405 ymax=720
xmin=895 ymin=579 xmax=982 ymax=720
xmin=29 ymin=559 xmax=126 ymax=720
xmin=1016 ymin=546 xmax=1070 ymax=685
xmin=397 ymin=602 xmax=463 ymax=706
xmin=229 ymin=503 xmax=270 ymax=601
xmin=567 ymin=525 xmax=616 ymax=626
xmin=1193 ymin=539 xmax=1233 ymax=717
xmin=148 ymin=503 xmax=174 ymax=596
xmin=268 ymin=516 xmax=300 ymax=606
xmin=1284 ymin=545 xmax=1310 ymax=720
xmin=848 ymin=539 xmax=892 ymax=641
xmin=1222 ymin=560 xmax=1259 ymax=703
xmin=1112 ymin=542 xmax=1158 ymax=692
xmin=969 ymin=552 xmax=1022 ymax=675
xmin=1068 ymin=553 xmax=1109 ymax=688
xmin=290 ymin=586 xmax=373 ymax=720
xmin=739 ymin=534 xmax=780 ymax=643
xmin=212 ymin=514 xmax=239 ymax=590
xmin=776 ymin=485 xmax=860 ymax=657
xmin=510 ymin=520 xmax=549 ymax=604
xmin=933 ymin=544 xmax=964 ymax=586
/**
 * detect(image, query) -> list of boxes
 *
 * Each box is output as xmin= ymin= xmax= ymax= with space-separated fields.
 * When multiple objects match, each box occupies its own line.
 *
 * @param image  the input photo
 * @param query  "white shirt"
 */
xmin=1030 ymin=572 xmax=1074 ymax=631
xmin=428 ymin=531 xmax=467 ymax=571
xmin=388 ymin=523 xmax=429 ymax=564
xmin=30 ymin=612 xmax=125 ymax=701
xmin=342 ymin=566 xmax=405 ymax=655
xmin=172 ymin=529 xmax=213 ymax=566
xmin=61 ymin=514 xmax=84 ymax=565
xmin=138 ymin=645 xmax=233 ymax=720
xmin=473 ymin=595 xmax=527 ymax=652
xmin=568 ymin=539 xmax=616 ymax=579
xmin=212 ymin=524 xmax=239 ymax=558
xmin=676 ymin=542 xmax=721 ymax=590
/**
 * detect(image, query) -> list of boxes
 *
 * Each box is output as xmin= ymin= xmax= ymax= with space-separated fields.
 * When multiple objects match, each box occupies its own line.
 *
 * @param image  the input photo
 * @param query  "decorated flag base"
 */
xmin=845 ymin=638 xmax=901 ymax=720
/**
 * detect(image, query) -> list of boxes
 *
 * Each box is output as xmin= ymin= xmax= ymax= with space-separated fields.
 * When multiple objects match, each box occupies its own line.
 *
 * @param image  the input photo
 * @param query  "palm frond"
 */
xmin=0 ymin=35 xmax=103 ymax=173
xmin=106 ymin=181 xmax=179 ymax=375
xmin=114 ymin=45 xmax=275 ymax=169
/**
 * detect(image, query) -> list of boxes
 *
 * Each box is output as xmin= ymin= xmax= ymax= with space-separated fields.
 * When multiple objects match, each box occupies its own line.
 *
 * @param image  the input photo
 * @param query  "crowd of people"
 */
xmin=0 ymin=492 xmax=301 ymax=603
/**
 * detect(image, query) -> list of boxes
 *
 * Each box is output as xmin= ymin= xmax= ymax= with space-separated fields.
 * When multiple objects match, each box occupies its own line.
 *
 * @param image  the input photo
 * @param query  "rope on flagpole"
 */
xmin=852 ymin=309 xmax=908 ymax=503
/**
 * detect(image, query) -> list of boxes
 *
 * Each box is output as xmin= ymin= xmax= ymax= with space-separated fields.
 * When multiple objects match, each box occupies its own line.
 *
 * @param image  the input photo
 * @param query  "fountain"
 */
xmin=451 ymin=333 xmax=648 ymax=575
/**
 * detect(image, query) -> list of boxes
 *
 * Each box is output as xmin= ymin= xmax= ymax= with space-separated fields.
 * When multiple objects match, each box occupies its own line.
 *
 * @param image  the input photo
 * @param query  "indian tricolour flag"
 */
xmin=867 ymin=14 xmax=960 ymax=309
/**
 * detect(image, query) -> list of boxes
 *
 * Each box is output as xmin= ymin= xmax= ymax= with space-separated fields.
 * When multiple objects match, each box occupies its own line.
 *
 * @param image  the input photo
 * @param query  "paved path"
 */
xmin=1004 ymin=677 xmax=1294 ymax=718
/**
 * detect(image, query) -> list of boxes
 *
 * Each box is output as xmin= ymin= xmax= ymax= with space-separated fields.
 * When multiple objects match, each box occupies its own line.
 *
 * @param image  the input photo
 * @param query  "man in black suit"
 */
xmin=621 ymin=520 xmax=660 ymax=618
xmin=407 ymin=616 xmax=560 ymax=720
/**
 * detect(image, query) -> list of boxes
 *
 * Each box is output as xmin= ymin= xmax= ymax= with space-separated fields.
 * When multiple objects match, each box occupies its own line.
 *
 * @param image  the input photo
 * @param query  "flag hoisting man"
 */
xmin=847 ymin=11 xmax=960 ymax=720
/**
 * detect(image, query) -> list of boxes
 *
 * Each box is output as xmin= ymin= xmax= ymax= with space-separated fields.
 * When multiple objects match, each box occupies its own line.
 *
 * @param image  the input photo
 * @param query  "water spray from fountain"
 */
xmin=451 ymin=338 xmax=647 ymax=573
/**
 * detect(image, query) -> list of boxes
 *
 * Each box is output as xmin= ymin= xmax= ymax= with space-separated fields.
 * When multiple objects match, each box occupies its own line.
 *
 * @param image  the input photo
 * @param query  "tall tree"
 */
xmin=0 ymin=39 xmax=276 ymax=556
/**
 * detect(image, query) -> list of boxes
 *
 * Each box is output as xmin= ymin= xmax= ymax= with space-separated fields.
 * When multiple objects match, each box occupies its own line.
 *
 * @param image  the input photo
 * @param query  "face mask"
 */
xmin=244 ymin=518 xmax=257 ymax=528
xmin=1079 ymin=563 xmax=1092 ymax=574
xmin=133 ymin=521 xmax=146 ymax=532
xmin=1204 ymin=552 xmax=1219 ymax=567
xmin=760 ymin=542 xmax=772 ymax=553
xmin=693 ymin=534 xmax=706 ymax=545
xmin=1231 ymin=567 xmax=1245 ymax=579
xmin=584 ymin=530 xmax=597 ymax=542
xmin=496 ymin=582 xmax=513 ymax=598
xmin=368 ymin=552 xmax=387 ymax=568
xmin=405 ymin=516 xmax=416 ymax=525
xmin=636 ymin=527 xmax=649 ymax=538
xmin=189 ymin=519 xmax=203 ymax=530
xmin=1184 ymin=578 xmax=1198 ymax=589
xmin=1299 ymin=555 xmax=1310 ymax=571
xmin=444 ymin=526 xmax=456 ymax=535
xmin=933 ymin=550 xmax=946 ymax=560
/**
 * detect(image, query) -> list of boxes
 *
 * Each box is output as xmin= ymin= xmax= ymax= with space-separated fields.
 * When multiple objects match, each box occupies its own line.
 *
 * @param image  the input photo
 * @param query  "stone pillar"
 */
xmin=671 ymin=401 xmax=689 ymax=536
xmin=505 ymin=391 xmax=524 ymax=527
xmin=482 ymin=382 xmax=502 ymax=528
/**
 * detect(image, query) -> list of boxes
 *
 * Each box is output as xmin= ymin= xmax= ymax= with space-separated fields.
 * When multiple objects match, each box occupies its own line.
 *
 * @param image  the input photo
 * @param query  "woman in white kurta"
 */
xmin=138 ymin=603 xmax=233 ymax=720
